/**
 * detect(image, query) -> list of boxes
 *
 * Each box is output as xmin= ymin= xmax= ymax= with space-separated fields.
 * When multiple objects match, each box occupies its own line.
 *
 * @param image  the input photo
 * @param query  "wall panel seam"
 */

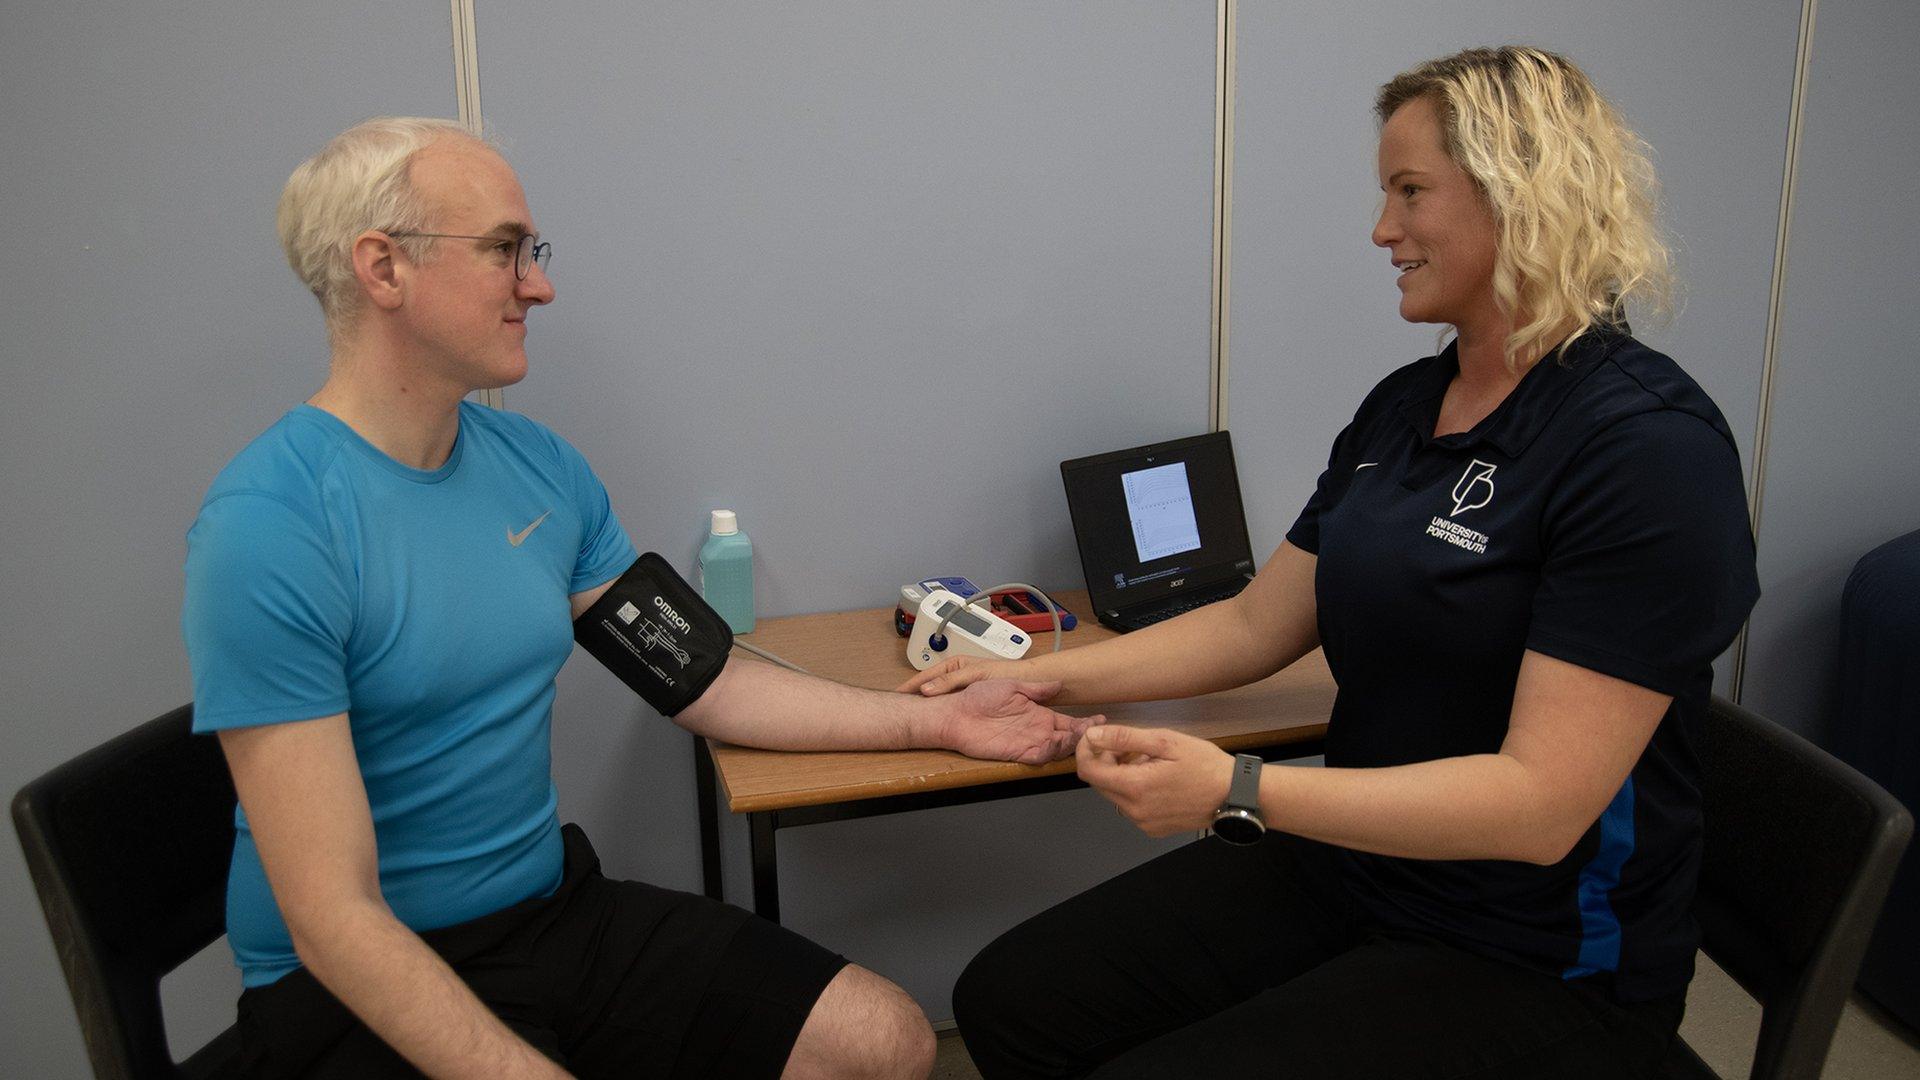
xmin=451 ymin=0 xmax=505 ymax=411
xmin=1728 ymin=0 xmax=1818 ymax=702
xmin=1209 ymin=0 xmax=1235 ymax=432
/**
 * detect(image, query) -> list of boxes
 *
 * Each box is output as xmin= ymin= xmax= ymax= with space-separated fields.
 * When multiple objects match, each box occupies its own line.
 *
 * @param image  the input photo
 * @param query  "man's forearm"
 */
xmin=676 ymin=656 xmax=948 ymax=750
xmin=294 ymin=901 xmax=569 ymax=1079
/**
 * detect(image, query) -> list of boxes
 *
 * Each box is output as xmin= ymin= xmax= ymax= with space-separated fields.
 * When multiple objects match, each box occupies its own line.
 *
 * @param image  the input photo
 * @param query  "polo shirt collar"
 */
xmin=1393 ymin=327 xmax=1628 ymax=458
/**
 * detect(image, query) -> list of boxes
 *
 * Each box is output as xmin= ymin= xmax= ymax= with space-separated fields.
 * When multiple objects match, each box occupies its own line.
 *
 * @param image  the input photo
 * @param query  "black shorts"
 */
xmin=234 ymin=824 xmax=848 ymax=1079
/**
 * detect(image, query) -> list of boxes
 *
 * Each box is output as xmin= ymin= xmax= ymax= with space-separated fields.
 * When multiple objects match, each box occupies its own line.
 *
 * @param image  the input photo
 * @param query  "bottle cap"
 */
xmin=709 ymin=509 xmax=739 ymax=536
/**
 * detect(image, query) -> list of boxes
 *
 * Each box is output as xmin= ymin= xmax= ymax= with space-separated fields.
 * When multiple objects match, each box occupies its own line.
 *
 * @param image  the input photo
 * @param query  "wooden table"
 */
xmin=694 ymin=590 xmax=1337 ymax=922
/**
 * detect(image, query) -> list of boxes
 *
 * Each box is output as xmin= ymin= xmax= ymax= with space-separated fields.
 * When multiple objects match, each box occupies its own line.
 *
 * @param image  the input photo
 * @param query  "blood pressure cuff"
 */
xmin=573 ymin=552 xmax=733 ymax=717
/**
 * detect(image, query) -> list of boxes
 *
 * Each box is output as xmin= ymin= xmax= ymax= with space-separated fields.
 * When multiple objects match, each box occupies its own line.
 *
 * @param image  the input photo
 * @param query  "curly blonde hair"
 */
xmin=1376 ymin=47 xmax=1674 ymax=365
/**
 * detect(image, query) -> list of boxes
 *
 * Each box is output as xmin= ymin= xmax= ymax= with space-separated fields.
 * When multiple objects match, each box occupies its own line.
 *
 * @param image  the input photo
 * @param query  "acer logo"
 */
xmin=1171 ymin=578 xmax=1185 ymax=588
xmin=653 ymin=596 xmax=692 ymax=635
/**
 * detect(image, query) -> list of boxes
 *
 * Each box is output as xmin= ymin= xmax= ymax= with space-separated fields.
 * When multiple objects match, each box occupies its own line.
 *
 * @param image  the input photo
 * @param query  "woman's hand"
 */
xmin=896 ymin=655 xmax=1031 ymax=696
xmin=1076 ymin=725 xmax=1237 ymax=837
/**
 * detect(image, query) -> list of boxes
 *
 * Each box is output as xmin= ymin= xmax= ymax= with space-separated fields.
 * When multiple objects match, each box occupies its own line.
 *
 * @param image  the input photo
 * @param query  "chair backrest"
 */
xmin=1693 ymin=695 xmax=1913 ymax=1080
xmin=11 ymin=705 xmax=238 ymax=1080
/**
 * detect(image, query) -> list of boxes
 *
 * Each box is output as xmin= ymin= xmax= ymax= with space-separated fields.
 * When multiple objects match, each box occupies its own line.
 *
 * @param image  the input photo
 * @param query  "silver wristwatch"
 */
xmin=1210 ymin=753 xmax=1266 ymax=845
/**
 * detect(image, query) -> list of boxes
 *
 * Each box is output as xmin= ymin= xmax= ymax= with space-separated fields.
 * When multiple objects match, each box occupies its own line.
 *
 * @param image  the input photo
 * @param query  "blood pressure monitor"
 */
xmin=906 ymin=588 xmax=1035 ymax=670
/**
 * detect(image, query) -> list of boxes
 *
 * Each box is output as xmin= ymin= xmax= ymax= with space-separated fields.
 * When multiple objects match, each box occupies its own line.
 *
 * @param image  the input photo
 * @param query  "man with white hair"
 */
xmin=182 ymin=117 xmax=1094 ymax=1079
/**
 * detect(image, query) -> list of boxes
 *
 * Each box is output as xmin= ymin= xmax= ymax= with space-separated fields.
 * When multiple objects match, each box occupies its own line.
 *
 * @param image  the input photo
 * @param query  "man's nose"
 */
xmin=520 ymin=261 xmax=556 ymax=305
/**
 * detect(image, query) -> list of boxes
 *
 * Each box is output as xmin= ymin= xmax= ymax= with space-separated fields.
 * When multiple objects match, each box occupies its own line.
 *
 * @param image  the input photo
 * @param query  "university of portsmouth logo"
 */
xmin=1450 ymin=460 xmax=1497 ymax=516
xmin=1426 ymin=459 xmax=1497 ymax=555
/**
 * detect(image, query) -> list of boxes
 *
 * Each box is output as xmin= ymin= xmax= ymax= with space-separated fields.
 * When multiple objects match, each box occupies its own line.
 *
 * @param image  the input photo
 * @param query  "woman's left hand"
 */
xmin=1077 ymin=724 xmax=1238 ymax=837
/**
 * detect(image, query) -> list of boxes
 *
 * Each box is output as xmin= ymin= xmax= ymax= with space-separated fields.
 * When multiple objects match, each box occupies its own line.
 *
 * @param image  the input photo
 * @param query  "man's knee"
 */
xmin=784 ymin=964 xmax=934 ymax=1080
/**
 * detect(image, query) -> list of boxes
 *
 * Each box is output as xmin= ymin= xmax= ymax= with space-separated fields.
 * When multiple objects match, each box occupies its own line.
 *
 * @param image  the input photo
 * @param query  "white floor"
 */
xmin=932 ymin=953 xmax=1920 ymax=1079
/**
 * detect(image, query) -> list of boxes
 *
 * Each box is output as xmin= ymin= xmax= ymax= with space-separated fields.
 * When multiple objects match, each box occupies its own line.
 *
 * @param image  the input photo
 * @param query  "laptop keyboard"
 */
xmin=1121 ymin=583 xmax=1246 ymax=630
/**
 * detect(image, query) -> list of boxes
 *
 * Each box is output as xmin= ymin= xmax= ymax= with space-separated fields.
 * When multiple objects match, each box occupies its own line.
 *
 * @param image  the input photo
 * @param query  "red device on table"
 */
xmin=893 ymin=577 xmax=1078 ymax=637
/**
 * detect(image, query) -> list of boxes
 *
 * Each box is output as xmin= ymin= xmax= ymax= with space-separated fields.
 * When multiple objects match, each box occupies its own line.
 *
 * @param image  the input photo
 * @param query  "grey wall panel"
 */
xmin=1227 ymin=4 xmax=1799 ymax=581
xmin=1741 ymin=0 xmax=1920 ymax=740
xmin=765 ymin=788 xmax=1189 ymax=1020
xmin=484 ymin=0 xmax=1215 ymax=606
xmin=477 ymin=0 xmax=1216 ymax=1018
xmin=0 ymin=4 xmax=453 ymax=1074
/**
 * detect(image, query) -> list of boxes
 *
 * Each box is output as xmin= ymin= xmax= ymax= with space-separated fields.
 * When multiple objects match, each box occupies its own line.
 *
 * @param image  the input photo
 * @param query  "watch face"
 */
xmin=1211 ymin=810 xmax=1265 ymax=846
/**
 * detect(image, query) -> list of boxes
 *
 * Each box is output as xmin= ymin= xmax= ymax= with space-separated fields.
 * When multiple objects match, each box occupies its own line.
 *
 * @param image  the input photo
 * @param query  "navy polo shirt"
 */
xmin=1286 ymin=329 xmax=1759 ymax=1001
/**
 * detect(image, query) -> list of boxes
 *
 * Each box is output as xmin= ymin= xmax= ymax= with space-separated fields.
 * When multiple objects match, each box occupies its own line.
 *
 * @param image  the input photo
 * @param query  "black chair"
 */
xmin=13 ymin=704 xmax=246 ymax=1079
xmin=1663 ymin=695 xmax=1914 ymax=1079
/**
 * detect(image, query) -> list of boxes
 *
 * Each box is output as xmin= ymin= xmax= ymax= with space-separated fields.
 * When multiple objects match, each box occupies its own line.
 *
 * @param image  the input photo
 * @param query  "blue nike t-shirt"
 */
xmin=182 ymin=402 xmax=636 ymax=986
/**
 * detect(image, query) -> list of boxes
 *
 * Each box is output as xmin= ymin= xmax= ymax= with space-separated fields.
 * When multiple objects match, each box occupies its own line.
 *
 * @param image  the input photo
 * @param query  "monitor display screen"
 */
xmin=1061 ymin=431 xmax=1255 ymax=614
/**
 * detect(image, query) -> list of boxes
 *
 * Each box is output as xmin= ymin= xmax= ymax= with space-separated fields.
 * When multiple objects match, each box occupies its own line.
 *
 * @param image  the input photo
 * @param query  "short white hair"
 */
xmin=275 ymin=116 xmax=491 ymax=333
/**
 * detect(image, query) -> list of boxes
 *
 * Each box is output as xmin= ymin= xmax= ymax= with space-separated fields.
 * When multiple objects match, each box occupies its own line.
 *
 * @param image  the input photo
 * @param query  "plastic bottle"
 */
xmin=698 ymin=509 xmax=755 ymax=634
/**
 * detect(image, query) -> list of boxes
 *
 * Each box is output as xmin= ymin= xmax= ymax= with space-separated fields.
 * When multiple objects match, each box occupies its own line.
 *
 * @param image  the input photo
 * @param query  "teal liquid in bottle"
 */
xmin=698 ymin=509 xmax=755 ymax=634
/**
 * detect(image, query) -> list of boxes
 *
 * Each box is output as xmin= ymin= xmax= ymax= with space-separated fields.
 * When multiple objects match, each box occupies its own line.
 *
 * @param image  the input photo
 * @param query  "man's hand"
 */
xmin=936 ymin=679 xmax=1103 ymax=764
xmin=1076 ymin=724 xmax=1235 ymax=836
xmin=896 ymin=655 xmax=1027 ymax=696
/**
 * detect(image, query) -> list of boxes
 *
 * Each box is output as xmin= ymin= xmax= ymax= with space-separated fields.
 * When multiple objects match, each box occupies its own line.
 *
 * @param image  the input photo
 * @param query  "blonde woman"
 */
xmin=908 ymin=48 xmax=1758 ymax=1078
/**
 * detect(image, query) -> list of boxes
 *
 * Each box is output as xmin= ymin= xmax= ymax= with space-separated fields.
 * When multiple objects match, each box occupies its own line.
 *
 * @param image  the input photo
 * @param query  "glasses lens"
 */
xmin=515 ymin=237 xmax=552 ymax=280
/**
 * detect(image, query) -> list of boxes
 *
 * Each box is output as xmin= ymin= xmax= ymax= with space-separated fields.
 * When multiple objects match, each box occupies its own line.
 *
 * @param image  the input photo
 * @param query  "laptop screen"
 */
xmin=1060 ymin=431 xmax=1256 ymax=620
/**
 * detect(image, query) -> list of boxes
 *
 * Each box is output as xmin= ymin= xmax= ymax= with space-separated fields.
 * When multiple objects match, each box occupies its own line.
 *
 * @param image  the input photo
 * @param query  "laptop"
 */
xmin=1059 ymin=431 xmax=1258 ymax=632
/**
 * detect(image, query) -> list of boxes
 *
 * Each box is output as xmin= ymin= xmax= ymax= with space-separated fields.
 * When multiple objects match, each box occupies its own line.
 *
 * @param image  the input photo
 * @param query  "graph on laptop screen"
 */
xmin=1061 ymin=431 xmax=1256 ymax=629
xmin=1123 ymin=462 xmax=1203 ymax=563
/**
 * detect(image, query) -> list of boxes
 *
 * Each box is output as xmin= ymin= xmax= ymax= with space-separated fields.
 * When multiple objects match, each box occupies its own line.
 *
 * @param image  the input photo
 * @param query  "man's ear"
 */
xmin=350 ymin=230 xmax=405 ymax=313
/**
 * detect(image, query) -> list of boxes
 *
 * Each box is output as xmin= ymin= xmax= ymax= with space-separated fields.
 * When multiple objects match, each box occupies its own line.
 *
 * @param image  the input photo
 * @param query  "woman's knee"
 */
xmin=952 ymin=928 xmax=1032 ymax=1034
xmin=953 ymin=930 xmax=1074 ymax=1078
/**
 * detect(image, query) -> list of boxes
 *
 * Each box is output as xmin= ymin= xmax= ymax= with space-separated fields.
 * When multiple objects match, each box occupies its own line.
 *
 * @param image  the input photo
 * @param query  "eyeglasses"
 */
xmin=384 ymin=231 xmax=552 ymax=280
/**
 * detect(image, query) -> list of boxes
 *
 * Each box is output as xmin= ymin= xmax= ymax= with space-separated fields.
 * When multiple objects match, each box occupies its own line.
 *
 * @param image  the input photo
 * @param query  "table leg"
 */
xmin=750 ymin=810 xmax=780 ymax=924
xmin=694 ymin=735 xmax=723 ymax=900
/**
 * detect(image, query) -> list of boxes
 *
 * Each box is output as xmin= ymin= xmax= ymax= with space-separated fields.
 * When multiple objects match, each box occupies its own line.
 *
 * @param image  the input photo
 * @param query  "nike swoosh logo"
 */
xmin=1355 ymin=462 xmax=1379 ymax=471
xmin=507 ymin=511 xmax=552 ymax=547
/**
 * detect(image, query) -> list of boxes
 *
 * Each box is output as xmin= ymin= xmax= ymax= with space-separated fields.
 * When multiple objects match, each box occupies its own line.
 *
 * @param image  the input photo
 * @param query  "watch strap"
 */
xmin=1226 ymin=753 xmax=1262 ymax=811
